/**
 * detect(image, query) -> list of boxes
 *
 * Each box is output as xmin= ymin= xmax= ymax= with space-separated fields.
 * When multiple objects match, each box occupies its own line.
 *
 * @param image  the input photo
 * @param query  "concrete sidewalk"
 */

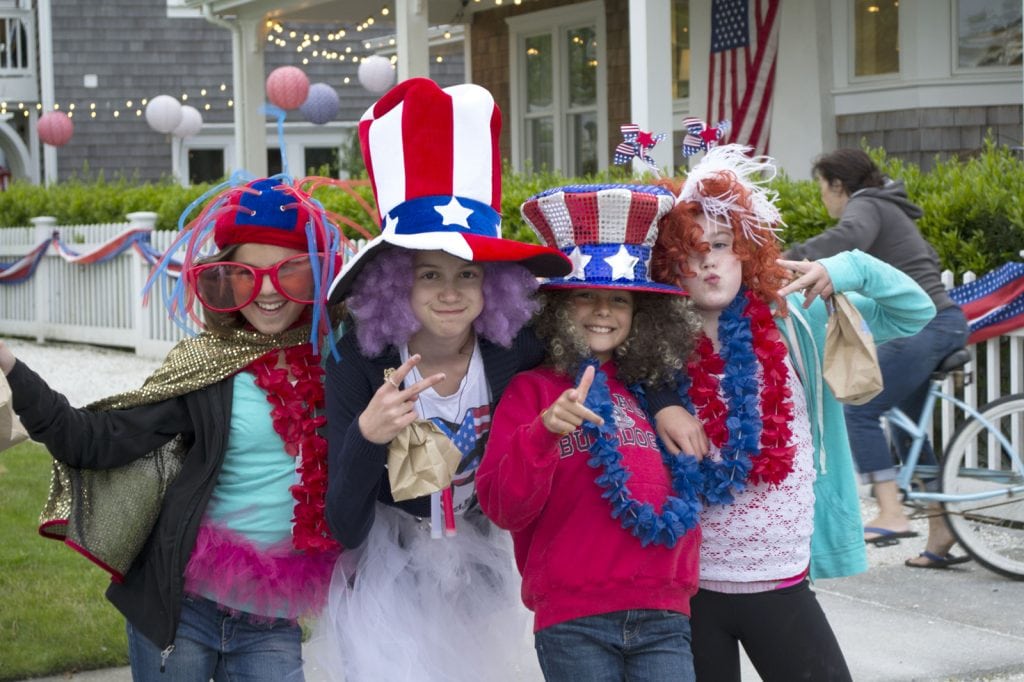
xmin=23 ymin=554 xmax=1024 ymax=682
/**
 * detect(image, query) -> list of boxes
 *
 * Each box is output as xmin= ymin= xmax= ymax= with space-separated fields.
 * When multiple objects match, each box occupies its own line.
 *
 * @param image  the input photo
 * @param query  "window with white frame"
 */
xmin=508 ymin=2 xmax=607 ymax=175
xmin=853 ymin=0 xmax=900 ymax=77
xmin=956 ymin=0 xmax=1022 ymax=69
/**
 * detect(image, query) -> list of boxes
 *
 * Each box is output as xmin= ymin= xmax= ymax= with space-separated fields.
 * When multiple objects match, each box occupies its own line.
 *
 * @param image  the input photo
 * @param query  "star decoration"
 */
xmin=604 ymin=245 xmax=639 ymax=280
xmin=613 ymin=123 xmax=666 ymax=172
xmin=383 ymin=212 xmax=400 ymax=233
xmin=681 ymin=118 xmax=731 ymax=157
xmin=567 ymin=247 xmax=592 ymax=280
xmin=434 ymin=197 xmax=474 ymax=228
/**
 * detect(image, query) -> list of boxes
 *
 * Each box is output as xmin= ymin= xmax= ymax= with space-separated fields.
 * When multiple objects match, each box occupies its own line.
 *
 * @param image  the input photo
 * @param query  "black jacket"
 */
xmin=9 ymin=360 xmax=232 ymax=650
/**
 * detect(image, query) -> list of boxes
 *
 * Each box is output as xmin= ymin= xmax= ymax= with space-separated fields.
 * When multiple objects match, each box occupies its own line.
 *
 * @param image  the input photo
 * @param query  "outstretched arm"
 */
xmin=2 ymin=341 xmax=192 ymax=468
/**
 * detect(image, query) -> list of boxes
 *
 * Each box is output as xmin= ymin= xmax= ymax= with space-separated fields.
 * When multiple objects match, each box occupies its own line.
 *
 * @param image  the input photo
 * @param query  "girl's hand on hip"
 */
xmin=358 ymin=354 xmax=445 ymax=445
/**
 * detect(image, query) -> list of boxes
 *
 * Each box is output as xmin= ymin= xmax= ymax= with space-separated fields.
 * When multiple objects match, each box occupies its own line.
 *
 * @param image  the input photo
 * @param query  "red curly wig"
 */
xmin=651 ymin=173 xmax=789 ymax=316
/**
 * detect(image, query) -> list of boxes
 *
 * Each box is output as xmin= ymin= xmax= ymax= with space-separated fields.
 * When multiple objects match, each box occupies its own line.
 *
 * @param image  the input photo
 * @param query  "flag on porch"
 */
xmin=707 ymin=0 xmax=781 ymax=156
xmin=948 ymin=262 xmax=1024 ymax=345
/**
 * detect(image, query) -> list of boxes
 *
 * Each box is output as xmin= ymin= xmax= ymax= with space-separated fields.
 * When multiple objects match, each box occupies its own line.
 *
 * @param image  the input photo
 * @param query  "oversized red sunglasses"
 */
xmin=189 ymin=254 xmax=319 ymax=313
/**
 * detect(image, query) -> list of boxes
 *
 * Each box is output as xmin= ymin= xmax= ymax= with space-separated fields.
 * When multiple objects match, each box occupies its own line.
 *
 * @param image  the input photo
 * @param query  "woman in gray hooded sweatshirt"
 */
xmin=785 ymin=148 xmax=970 ymax=570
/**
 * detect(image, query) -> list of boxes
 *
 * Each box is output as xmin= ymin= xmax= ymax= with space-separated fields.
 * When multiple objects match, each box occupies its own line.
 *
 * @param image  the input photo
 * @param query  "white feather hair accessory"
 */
xmin=677 ymin=144 xmax=785 ymax=245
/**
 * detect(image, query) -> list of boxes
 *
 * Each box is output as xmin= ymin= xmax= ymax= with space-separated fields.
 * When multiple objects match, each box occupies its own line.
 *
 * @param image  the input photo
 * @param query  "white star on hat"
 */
xmin=604 ymin=245 xmax=639 ymax=280
xmin=383 ymin=212 xmax=400 ymax=234
xmin=434 ymin=197 xmax=474 ymax=228
xmin=567 ymin=247 xmax=592 ymax=280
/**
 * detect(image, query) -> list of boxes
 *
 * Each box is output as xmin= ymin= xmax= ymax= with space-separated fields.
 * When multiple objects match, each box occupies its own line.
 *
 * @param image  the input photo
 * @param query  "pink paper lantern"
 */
xmin=266 ymin=66 xmax=310 ymax=110
xmin=37 ymin=111 xmax=74 ymax=147
xmin=300 ymin=83 xmax=340 ymax=125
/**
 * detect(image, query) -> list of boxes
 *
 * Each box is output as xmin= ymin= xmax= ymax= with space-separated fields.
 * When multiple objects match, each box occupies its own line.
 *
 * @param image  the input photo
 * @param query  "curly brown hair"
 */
xmin=534 ymin=289 xmax=701 ymax=388
xmin=651 ymin=175 xmax=789 ymax=316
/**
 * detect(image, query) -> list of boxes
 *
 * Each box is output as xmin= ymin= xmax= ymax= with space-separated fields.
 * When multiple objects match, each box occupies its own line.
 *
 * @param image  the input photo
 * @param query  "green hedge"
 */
xmin=3 ymin=141 xmax=1021 ymax=278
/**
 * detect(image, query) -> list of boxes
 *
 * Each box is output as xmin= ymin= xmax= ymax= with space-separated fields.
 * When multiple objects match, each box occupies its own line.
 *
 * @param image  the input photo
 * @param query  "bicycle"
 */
xmin=882 ymin=347 xmax=1024 ymax=579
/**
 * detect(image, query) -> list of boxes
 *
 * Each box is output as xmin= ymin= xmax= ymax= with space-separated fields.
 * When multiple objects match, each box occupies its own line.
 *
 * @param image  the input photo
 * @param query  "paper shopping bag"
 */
xmin=387 ymin=420 xmax=462 ymax=502
xmin=822 ymin=293 xmax=884 ymax=405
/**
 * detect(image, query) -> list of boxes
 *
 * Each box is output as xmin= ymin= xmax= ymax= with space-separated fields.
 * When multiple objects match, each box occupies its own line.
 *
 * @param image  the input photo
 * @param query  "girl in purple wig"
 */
xmin=317 ymin=244 xmax=571 ymax=681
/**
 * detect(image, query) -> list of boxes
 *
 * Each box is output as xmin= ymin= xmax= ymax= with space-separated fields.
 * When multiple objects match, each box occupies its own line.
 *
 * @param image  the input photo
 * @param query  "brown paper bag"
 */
xmin=387 ymin=420 xmax=462 ymax=502
xmin=822 ymin=293 xmax=884 ymax=405
xmin=0 ymin=371 xmax=28 ymax=451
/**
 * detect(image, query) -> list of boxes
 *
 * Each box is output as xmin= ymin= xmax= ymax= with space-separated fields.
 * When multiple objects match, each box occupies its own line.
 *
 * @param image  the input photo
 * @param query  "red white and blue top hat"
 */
xmin=327 ymin=78 xmax=571 ymax=303
xmin=520 ymin=184 xmax=685 ymax=296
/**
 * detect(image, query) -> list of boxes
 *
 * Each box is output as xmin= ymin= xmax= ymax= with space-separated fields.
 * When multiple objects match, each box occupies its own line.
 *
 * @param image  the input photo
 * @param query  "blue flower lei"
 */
xmin=577 ymin=359 xmax=703 ymax=548
xmin=675 ymin=289 xmax=763 ymax=506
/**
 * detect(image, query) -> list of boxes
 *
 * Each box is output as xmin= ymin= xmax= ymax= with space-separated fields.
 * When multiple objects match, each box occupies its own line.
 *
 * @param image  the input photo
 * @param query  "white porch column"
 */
xmin=628 ymin=0 xmax=674 ymax=174
xmin=231 ymin=15 xmax=268 ymax=177
xmin=395 ymin=0 xmax=430 ymax=81
xmin=37 ymin=0 xmax=57 ymax=184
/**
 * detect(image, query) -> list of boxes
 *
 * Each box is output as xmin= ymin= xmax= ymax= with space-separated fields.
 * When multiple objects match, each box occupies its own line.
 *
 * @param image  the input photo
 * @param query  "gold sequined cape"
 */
xmin=39 ymin=325 xmax=314 ymax=579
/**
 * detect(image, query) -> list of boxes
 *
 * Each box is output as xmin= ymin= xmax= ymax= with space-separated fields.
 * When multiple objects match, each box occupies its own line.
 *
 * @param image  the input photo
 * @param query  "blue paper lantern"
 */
xmin=300 ymin=83 xmax=340 ymax=125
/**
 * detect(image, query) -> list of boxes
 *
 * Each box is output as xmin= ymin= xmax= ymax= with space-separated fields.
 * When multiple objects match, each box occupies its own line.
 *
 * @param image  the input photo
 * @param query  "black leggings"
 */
xmin=690 ymin=580 xmax=852 ymax=682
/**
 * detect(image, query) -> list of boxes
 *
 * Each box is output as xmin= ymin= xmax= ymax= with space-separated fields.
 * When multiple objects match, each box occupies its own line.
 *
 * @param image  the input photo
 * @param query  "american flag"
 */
xmin=949 ymin=262 xmax=1024 ymax=345
xmin=431 ymin=405 xmax=492 ymax=461
xmin=707 ymin=0 xmax=781 ymax=156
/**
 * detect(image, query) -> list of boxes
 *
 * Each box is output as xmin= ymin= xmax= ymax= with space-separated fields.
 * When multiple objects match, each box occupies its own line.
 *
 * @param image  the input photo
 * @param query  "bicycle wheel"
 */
xmin=941 ymin=393 xmax=1024 ymax=579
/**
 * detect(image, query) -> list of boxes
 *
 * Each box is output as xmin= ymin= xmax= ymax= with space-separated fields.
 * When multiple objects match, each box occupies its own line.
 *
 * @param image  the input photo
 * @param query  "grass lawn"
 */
xmin=0 ymin=441 xmax=128 ymax=682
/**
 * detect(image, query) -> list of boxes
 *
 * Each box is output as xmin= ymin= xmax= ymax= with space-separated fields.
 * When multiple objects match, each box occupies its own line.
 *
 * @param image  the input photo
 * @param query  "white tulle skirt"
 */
xmin=306 ymin=503 xmax=542 ymax=682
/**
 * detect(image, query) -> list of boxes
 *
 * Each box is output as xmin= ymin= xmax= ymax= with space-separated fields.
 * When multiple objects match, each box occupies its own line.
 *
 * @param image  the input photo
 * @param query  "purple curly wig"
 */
xmin=346 ymin=248 xmax=540 ymax=357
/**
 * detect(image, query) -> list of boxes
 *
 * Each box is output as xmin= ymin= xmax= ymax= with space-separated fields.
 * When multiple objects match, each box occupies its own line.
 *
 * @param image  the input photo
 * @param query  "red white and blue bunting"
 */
xmin=0 ymin=227 xmax=181 ymax=286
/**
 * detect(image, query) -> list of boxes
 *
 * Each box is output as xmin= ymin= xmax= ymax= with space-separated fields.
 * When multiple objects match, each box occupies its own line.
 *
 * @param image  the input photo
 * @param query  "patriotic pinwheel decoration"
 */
xmin=681 ymin=118 xmax=731 ymax=157
xmin=613 ymin=123 xmax=666 ymax=173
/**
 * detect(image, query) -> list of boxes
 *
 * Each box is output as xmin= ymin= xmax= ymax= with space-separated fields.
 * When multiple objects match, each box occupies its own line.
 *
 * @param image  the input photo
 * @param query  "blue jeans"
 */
xmin=844 ymin=306 xmax=969 ymax=479
xmin=534 ymin=609 xmax=695 ymax=682
xmin=126 ymin=595 xmax=304 ymax=682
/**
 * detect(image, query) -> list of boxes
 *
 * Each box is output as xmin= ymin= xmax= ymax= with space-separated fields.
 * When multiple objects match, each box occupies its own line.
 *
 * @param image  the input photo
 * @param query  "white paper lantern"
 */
xmin=145 ymin=95 xmax=183 ymax=134
xmin=172 ymin=105 xmax=203 ymax=139
xmin=358 ymin=55 xmax=396 ymax=94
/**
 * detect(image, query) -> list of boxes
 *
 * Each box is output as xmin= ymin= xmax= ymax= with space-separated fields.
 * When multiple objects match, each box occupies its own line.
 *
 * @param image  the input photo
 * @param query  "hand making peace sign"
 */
xmin=357 ymin=354 xmax=447 ymax=444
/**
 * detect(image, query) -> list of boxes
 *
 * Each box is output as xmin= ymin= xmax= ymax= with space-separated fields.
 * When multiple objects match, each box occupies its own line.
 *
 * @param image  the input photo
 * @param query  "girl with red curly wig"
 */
xmin=647 ymin=145 xmax=936 ymax=682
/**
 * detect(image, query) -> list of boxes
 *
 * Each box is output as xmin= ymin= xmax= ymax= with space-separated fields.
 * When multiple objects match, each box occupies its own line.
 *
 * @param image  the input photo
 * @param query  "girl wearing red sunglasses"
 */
xmin=1 ymin=175 xmax=368 ymax=682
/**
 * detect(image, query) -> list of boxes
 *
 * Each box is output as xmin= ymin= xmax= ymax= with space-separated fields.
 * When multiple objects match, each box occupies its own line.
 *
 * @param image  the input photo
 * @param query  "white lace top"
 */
xmin=698 ymin=355 xmax=816 ymax=592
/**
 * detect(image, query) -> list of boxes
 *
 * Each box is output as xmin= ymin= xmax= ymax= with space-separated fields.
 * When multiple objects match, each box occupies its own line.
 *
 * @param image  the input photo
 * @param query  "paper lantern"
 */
xmin=145 ymin=95 xmax=184 ymax=134
xmin=37 ymin=111 xmax=73 ymax=147
xmin=266 ymin=66 xmax=310 ymax=110
xmin=358 ymin=55 xmax=395 ymax=94
xmin=300 ymin=83 xmax=340 ymax=125
xmin=172 ymin=105 xmax=203 ymax=139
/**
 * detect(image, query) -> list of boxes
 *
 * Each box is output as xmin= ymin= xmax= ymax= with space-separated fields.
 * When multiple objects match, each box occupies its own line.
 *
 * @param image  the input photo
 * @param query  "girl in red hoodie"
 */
xmin=478 ymin=184 xmax=704 ymax=681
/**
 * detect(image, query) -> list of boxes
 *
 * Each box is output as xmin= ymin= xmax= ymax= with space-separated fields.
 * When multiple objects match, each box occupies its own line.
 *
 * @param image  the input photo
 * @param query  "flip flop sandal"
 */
xmin=904 ymin=550 xmax=972 ymax=569
xmin=864 ymin=527 xmax=920 ymax=547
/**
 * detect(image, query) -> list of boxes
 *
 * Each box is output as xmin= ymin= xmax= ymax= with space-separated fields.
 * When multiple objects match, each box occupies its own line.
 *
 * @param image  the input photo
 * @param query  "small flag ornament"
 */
xmin=681 ymin=118 xmax=731 ymax=157
xmin=613 ymin=123 xmax=666 ymax=172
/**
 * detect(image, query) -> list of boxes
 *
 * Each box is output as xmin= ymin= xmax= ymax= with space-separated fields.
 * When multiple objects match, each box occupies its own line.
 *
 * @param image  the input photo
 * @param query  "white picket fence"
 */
xmin=0 ymin=215 xmax=193 ymax=358
xmin=1 ymin=219 xmax=1023 ymax=454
